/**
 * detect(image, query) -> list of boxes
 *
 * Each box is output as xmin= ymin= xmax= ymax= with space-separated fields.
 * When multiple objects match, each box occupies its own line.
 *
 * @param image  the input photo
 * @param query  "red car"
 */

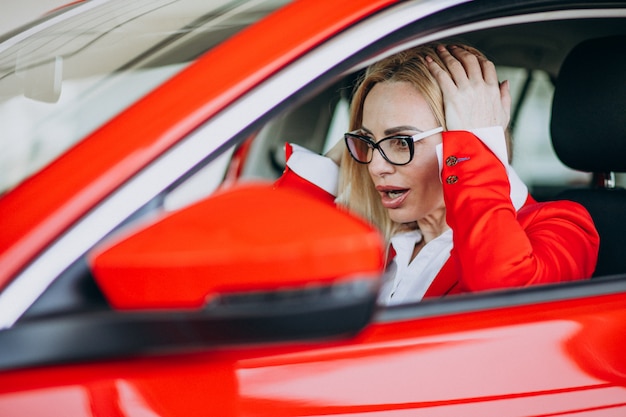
xmin=1 ymin=0 xmax=625 ymax=415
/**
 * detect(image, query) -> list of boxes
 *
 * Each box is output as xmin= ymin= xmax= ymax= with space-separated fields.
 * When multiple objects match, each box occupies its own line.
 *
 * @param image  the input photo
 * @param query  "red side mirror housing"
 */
xmin=90 ymin=183 xmax=385 ymax=313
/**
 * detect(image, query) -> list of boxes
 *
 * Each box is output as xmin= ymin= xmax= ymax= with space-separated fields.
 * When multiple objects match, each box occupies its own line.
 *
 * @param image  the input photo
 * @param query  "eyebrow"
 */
xmin=360 ymin=125 xmax=423 ymax=136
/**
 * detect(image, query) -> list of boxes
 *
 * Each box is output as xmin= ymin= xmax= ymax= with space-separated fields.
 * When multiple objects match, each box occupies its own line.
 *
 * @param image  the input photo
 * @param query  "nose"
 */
xmin=368 ymin=147 xmax=395 ymax=177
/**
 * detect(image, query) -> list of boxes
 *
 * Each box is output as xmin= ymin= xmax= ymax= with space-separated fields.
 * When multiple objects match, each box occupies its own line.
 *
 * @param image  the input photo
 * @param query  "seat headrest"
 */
xmin=551 ymin=36 xmax=626 ymax=173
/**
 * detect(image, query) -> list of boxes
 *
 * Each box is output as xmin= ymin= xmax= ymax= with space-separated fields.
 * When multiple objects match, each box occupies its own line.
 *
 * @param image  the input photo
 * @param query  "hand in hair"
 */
xmin=425 ymin=44 xmax=511 ymax=133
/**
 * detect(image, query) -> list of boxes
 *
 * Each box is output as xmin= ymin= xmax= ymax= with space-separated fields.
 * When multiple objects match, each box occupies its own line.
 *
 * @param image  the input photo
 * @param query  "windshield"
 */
xmin=0 ymin=0 xmax=290 ymax=194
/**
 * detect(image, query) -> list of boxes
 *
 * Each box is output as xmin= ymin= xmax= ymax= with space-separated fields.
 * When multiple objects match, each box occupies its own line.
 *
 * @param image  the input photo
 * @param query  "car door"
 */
xmin=1 ymin=0 xmax=626 ymax=416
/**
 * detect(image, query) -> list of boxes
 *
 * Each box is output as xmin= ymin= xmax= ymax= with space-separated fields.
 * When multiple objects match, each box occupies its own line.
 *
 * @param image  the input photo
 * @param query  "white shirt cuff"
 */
xmin=286 ymin=144 xmax=339 ymax=197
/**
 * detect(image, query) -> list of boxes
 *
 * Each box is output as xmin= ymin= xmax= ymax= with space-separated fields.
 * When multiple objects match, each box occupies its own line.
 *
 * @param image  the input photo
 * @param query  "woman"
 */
xmin=276 ymin=43 xmax=599 ymax=305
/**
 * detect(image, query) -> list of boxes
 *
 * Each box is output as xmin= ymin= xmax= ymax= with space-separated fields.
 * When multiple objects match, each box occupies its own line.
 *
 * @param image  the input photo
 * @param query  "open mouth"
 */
xmin=377 ymin=187 xmax=409 ymax=208
xmin=386 ymin=190 xmax=407 ymax=199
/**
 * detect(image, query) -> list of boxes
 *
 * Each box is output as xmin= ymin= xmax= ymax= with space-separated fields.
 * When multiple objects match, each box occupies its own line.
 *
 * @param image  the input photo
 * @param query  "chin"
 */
xmin=387 ymin=210 xmax=416 ymax=225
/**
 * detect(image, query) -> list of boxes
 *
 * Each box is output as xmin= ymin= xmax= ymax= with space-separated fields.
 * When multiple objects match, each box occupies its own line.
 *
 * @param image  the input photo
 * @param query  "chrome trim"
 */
xmin=2 ymin=3 xmax=625 ymax=329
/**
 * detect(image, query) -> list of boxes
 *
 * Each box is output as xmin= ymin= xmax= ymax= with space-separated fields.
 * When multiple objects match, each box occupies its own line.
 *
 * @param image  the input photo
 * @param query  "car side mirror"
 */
xmin=89 ymin=183 xmax=385 ymax=339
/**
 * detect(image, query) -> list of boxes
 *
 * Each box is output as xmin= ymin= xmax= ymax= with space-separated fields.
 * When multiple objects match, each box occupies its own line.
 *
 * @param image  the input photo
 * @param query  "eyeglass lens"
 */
xmin=346 ymin=135 xmax=412 ymax=165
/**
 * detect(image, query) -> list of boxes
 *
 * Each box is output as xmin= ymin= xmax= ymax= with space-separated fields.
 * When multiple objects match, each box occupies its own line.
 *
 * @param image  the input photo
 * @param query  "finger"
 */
xmin=447 ymin=45 xmax=484 ymax=82
xmin=434 ymin=45 xmax=471 ymax=87
xmin=500 ymin=80 xmax=512 ymax=126
xmin=479 ymin=56 xmax=499 ymax=86
xmin=425 ymin=54 xmax=458 ymax=93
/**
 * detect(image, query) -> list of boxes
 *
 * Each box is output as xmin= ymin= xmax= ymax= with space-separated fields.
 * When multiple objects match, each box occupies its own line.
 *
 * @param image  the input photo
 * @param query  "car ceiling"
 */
xmin=457 ymin=17 xmax=626 ymax=78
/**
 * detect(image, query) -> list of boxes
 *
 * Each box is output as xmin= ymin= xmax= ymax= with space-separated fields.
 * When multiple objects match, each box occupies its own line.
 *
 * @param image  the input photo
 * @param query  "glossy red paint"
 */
xmin=0 ymin=293 xmax=624 ymax=416
xmin=0 ymin=0 xmax=398 ymax=289
xmin=90 ymin=184 xmax=384 ymax=309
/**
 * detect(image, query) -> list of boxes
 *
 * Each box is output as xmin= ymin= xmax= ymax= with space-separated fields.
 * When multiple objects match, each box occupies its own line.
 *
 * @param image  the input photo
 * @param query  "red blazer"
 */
xmin=275 ymin=131 xmax=600 ymax=298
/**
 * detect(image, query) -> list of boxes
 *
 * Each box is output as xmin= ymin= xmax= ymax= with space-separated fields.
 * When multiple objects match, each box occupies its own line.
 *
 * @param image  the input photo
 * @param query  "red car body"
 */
xmin=0 ymin=0 xmax=625 ymax=415
xmin=3 ymin=294 xmax=625 ymax=416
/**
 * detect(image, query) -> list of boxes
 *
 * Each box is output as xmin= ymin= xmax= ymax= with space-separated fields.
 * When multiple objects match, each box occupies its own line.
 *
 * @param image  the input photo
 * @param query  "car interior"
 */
xmin=549 ymin=34 xmax=626 ymax=277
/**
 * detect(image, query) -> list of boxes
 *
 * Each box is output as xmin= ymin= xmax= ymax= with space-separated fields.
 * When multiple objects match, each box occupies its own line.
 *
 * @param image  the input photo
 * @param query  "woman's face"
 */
xmin=361 ymin=80 xmax=444 ymax=224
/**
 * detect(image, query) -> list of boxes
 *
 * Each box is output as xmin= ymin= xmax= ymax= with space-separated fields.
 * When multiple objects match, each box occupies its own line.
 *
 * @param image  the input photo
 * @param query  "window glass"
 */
xmin=0 ymin=0 xmax=290 ymax=194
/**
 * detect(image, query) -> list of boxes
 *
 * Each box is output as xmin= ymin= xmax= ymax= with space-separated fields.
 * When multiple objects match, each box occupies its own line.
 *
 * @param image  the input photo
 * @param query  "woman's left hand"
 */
xmin=426 ymin=45 xmax=511 ymax=132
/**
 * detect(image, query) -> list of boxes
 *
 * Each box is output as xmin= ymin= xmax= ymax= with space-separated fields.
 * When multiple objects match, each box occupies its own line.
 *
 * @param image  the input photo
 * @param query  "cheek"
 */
xmin=425 ymin=158 xmax=443 ymax=186
xmin=411 ymin=150 xmax=441 ymax=184
xmin=412 ymin=167 xmax=442 ymax=198
xmin=407 ymin=158 xmax=445 ymax=211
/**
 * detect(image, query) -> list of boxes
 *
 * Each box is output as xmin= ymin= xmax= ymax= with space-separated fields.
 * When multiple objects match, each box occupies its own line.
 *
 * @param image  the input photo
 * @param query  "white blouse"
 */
xmin=378 ymin=229 xmax=453 ymax=305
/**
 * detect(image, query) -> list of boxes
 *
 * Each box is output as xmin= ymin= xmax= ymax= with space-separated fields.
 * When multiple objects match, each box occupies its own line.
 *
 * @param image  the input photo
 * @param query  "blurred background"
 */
xmin=1 ymin=0 xmax=69 ymax=35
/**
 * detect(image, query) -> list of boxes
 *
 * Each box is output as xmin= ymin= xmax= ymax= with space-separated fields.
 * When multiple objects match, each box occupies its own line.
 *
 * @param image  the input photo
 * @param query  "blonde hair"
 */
xmin=336 ymin=43 xmax=493 ymax=242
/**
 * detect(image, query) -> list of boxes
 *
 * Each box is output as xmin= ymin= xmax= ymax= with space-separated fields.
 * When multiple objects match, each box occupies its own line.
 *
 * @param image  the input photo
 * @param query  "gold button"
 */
xmin=446 ymin=175 xmax=458 ymax=184
xmin=446 ymin=156 xmax=458 ymax=166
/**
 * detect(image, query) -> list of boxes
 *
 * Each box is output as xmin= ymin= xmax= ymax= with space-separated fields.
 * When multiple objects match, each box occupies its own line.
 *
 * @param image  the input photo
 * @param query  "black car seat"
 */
xmin=551 ymin=35 xmax=626 ymax=277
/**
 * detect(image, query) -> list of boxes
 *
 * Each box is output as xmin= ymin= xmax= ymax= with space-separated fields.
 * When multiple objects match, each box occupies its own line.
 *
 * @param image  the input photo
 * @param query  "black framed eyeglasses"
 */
xmin=344 ymin=126 xmax=443 ymax=165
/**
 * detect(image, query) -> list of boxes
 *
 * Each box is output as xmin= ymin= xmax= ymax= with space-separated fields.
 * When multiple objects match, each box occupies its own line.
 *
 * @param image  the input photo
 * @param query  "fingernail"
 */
xmin=425 ymin=55 xmax=433 ymax=62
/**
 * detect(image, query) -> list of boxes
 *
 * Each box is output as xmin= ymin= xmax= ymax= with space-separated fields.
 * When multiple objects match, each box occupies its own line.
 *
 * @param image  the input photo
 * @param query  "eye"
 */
xmin=388 ymin=137 xmax=411 ymax=150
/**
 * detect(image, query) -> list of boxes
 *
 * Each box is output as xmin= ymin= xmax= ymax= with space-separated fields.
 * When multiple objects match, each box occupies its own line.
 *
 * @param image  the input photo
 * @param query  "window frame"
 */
xmin=3 ymin=1 xmax=626 ymax=331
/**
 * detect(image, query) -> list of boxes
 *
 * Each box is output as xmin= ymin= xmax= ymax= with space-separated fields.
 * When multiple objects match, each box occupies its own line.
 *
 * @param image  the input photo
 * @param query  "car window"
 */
xmin=0 ymin=0 xmax=290 ymax=195
xmin=232 ymin=64 xmax=593 ymax=201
